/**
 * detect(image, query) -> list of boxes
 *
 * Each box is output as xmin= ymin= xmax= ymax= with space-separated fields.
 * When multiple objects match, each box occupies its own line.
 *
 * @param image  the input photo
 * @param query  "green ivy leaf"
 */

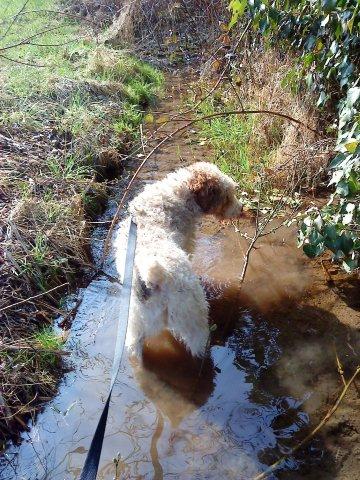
xmin=344 ymin=140 xmax=359 ymax=153
xmin=322 ymin=0 xmax=337 ymax=13
xmin=340 ymin=234 xmax=354 ymax=255
xmin=329 ymin=153 xmax=346 ymax=169
xmin=317 ymin=90 xmax=328 ymax=107
xmin=303 ymin=52 xmax=315 ymax=68
xmin=324 ymin=224 xmax=338 ymax=241
xmin=342 ymin=258 xmax=358 ymax=273
xmin=304 ymin=34 xmax=316 ymax=51
xmin=303 ymin=242 xmax=325 ymax=258
xmin=228 ymin=0 xmax=248 ymax=29
xmin=347 ymin=87 xmax=360 ymax=107
xmin=336 ymin=180 xmax=350 ymax=196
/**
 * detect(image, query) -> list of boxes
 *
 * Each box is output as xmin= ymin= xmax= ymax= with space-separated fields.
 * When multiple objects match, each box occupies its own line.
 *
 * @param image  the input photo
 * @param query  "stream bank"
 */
xmin=0 ymin=0 xmax=163 ymax=447
xmin=1 ymin=71 xmax=359 ymax=480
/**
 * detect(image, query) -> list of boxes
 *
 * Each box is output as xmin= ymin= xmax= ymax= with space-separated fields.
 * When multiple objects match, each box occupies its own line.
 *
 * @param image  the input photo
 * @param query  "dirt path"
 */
xmin=1 ymin=71 xmax=359 ymax=480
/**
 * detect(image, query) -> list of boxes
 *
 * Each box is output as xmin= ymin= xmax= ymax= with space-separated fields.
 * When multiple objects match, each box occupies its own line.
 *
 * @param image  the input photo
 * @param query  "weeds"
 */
xmin=33 ymin=327 xmax=65 ymax=366
xmin=193 ymin=47 xmax=330 ymax=195
xmin=0 ymin=0 xmax=162 ymax=446
xmin=197 ymin=99 xmax=255 ymax=188
xmin=46 ymin=155 xmax=91 ymax=180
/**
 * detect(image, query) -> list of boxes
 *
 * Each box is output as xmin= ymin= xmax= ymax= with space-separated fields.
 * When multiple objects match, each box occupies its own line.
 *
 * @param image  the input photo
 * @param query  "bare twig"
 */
xmin=0 ymin=25 xmax=65 ymax=52
xmin=253 ymin=366 xmax=360 ymax=480
xmin=239 ymin=177 xmax=264 ymax=283
xmin=0 ymin=393 xmax=38 ymax=421
xmin=0 ymin=0 xmax=31 ymax=42
xmin=0 ymin=282 xmax=69 ymax=313
xmin=102 ymin=108 xmax=318 ymax=262
xmin=191 ymin=19 xmax=252 ymax=114
xmin=0 ymin=345 xmax=69 ymax=356
xmin=333 ymin=342 xmax=347 ymax=387
xmin=0 ymin=53 xmax=46 ymax=67
xmin=0 ymin=9 xmax=101 ymax=28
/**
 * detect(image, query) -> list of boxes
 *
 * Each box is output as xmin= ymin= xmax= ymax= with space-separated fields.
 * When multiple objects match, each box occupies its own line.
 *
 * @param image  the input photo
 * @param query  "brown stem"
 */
xmin=0 ymin=282 xmax=69 ymax=313
xmin=253 ymin=366 xmax=360 ymax=480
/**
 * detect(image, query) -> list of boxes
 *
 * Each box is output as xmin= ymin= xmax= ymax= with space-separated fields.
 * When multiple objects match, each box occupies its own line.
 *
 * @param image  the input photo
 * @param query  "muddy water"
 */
xmin=1 ymin=73 xmax=358 ymax=480
xmin=1 ymin=221 xmax=321 ymax=480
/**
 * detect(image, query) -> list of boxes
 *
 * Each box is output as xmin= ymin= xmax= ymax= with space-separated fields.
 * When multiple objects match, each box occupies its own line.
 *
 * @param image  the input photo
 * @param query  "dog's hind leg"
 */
xmin=125 ymin=276 xmax=167 ymax=358
xmin=167 ymin=273 xmax=210 ymax=358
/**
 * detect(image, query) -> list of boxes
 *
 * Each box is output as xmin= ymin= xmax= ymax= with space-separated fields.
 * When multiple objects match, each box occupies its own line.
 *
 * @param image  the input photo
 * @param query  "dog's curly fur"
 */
xmin=114 ymin=162 xmax=243 ymax=358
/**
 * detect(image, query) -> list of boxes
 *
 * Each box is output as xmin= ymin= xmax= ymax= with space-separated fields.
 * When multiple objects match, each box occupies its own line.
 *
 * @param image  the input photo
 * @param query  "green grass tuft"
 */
xmin=196 ymin=98 xmax=257 ymax=189
xmin=34 ymin=327 xmax=64 ymax=351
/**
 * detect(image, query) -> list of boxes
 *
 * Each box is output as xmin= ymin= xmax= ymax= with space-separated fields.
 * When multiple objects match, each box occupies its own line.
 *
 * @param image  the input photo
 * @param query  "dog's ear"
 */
xmin=188 ymin=171 xmax=222 ymax=213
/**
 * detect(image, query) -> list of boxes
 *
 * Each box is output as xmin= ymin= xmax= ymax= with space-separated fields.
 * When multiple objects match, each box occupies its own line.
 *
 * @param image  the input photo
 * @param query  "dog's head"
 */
xmin=187 ymin=162 xmax=243 ymax=219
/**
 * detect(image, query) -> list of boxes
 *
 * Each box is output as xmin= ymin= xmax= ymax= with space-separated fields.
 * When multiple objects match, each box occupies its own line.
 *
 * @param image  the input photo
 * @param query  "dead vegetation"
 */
xmin=244 ymin=49 xmax=334 ymax=192
xmin=194 ymin=46 xmax=334 ymax=195
xmin=67 ymin=0 xmax=228 ymax=64
xmin=0 ymin=1 xmax=162 ymax=448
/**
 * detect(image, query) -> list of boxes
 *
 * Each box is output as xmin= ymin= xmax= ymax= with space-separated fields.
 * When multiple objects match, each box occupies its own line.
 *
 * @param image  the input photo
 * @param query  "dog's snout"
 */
xmin=222 ymin=197 xmax=244 ymax=219
xmin=234 ymin=200 xmax=244 ymax=218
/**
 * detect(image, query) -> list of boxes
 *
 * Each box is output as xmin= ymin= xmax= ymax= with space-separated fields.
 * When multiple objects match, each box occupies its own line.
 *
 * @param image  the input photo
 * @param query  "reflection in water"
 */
xmin=150 ymin=411 xmax=164 ymax=480
xmin=1 ymin=224 xmax=337 ymax=480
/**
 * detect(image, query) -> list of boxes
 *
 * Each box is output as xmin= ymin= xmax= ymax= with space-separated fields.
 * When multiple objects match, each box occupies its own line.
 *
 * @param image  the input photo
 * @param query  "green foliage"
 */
xmin=200 ymin=104 xmax=254 ymax=186
xmin=46 ymin=154 xmax=91 ymax=180
xmin=33 ymin=327 xmax=65 ymax=366
xmin=18 ymin=232 xmax=69 ymax=291
xmin=280 ymin=67 xmax=301 ymax=95
xmin=229 ymin=0 xmax=360 ymax=271
xmin=195 ymin=99 xmax=261 ymax=188
xmin=228 ymin=0 xmax=248 ymax=29
xmin=34 ymin=327 xmax=64 ymax=350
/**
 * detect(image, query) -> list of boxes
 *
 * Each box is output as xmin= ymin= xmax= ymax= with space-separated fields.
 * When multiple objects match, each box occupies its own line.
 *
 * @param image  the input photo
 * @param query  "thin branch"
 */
xmin=0 ymin=25 xmax=64 ymax=52
xmin=253 ymin=366 xmax=360 ymax=480
xmin=0 ymin=9 xmax=101 ymax=28
xmin=0 ymin=393 xmax=37 ymax=421
xmin=333 ymin=342 xmax=347 ymax=387
xmin=0 ymin=345 xmax=69 ymax=356
xmin=239 ymin=177 xmax=264 ymax=283
xmin=180 ymin=110 xmax=319 ymax=134
xmin=0 ymin=53 xmax=46 ymax=67
xmin=27 ymin=38 xmax=78 ymax=48
xmin=0 ymin=0 xmax=31 ymax=41
xmin=102 ymin=108 xmax=318 ymax=262
xmin=0 ymin=282 xmax=69 ymax=313
xmin=189 ymin=19 xmax=252 ymax=115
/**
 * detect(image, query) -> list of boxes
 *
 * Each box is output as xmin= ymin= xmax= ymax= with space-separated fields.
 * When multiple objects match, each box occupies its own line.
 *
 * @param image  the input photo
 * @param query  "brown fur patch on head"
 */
xmin=188 ymin=170 xmax=226 ymax=213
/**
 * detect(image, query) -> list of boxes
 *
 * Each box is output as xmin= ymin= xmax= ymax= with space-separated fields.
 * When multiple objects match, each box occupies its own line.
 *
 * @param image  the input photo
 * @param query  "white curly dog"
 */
xmin=114 ymin=162 xmax=243 ymax=358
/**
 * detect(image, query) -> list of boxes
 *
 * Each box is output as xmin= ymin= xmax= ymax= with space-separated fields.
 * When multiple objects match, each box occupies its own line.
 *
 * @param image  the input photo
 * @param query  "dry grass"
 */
xmin=0 ymin=0 xmax=162 ymax=448
xmin=195 ymin=47 xmax=334 ymax=193
xmin=244 ymin=49 xmax=333 ymax=191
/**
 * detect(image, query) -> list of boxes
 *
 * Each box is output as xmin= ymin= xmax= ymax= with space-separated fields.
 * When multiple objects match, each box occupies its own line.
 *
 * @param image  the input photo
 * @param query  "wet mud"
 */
xmin=1 ymin=72 xmax=359 ymax=480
